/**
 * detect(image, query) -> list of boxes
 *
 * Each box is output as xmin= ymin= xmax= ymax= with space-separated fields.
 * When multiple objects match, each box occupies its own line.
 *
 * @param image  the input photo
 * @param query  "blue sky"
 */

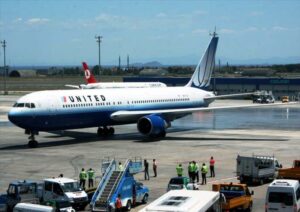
xmin=0 ymin=0 xmax=300 ymax=66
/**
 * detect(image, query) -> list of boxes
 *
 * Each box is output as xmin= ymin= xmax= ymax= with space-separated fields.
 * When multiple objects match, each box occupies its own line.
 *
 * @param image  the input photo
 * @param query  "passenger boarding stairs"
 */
xmin=90 ymin=158 xmax=142 ymax=212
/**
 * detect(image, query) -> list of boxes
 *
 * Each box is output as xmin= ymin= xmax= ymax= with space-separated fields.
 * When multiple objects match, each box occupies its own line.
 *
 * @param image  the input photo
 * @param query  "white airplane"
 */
xmin=8 ymin=33 xmax=282 ymax=148
xmin=65 ymin=62 xmax=167 ymax=89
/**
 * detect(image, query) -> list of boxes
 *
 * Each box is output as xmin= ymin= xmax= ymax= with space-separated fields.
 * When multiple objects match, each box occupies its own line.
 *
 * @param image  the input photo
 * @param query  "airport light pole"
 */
xmin=95 ymin=35 xmax=103 ymax=81
xmin=1 ymin=40 xmax=7 ymax=95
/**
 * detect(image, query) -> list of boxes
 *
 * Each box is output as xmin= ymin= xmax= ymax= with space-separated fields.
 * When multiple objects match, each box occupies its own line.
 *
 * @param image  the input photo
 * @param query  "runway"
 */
xmin=0 ymin=95 xmax=299 ymax=211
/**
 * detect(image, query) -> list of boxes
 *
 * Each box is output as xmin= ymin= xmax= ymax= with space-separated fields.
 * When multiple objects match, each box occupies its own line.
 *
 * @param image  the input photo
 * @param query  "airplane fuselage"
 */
xmin=8 ymin=87 xmax=214 ymax=132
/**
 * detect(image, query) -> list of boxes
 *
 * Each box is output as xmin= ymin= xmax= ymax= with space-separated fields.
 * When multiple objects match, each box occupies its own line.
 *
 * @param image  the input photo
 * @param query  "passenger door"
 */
xmin=43 ymin=181 xmax=54 ymax=201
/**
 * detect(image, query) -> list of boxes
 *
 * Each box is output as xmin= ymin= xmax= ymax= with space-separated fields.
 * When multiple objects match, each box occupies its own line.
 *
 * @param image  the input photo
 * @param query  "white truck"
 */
xmin=236 ymin=154 xmax=281 ymax=184
xmin=38 ymin=178 xmax=88 ymax=210
xmin=139 ymin=190 xmax=223 ymax=212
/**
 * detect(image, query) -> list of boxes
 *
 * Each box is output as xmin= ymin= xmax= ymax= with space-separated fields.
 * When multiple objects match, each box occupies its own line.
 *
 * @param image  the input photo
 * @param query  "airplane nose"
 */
xmin=8 ymin=109 xmax=18 ymax=124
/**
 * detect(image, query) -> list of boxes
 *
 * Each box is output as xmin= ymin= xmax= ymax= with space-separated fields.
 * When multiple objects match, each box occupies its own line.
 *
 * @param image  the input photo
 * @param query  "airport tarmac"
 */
xmin=0 ymin=95 xmax=299 ymax=211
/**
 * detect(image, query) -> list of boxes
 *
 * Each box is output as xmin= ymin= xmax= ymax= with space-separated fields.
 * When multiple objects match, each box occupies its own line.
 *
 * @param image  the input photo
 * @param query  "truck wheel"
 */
xmin=142 ymin=194 xmax=149 ymax=204
xmin=126 ymin=200 xmax=132 ymax=211
xmin=245 ymin=202 xmax=252 ymax=212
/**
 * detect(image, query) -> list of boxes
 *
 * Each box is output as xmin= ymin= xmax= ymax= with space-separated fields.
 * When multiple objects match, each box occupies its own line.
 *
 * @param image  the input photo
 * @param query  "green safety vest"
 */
xmin=79 ymin=171 xmax=87 ymax=180
xmin=188 ymin=164 xmax=193 ymax=172
xmin=176 ymin=165 xmax=183 ymax=175
xmin=118 ymin=165 xmax=124 ymax=171
xmin=201 ymin=165 xmax=208 ymax=174
xmin=87 ymin=170 xmax=95 ymax=179
xmin=195 ymin=163 xmax=199 ymax=172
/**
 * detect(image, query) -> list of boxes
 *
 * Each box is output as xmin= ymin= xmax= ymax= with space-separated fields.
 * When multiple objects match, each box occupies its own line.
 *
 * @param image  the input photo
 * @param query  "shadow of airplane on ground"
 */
xmin=0 ymin=126 xmax=288 ymax=150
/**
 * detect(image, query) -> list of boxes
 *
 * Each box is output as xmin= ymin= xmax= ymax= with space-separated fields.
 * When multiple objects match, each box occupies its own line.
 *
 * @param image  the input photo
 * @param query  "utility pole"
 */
xmin=118 ymin=55 xmax=121 ymax=70
xmin=95 ymin=35 xmax=103 ymax=81
xmin=1 ymin=40 xmax=7 ymax=95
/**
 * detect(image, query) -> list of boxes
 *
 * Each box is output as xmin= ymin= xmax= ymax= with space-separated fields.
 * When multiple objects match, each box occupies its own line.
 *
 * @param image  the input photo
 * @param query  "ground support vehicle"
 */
xmin=139 ymin=190 xmax=223 ymax=212
xmin=265 ymin=180 xmax=300 ymax=212
xmin=167 ymin=176 xmax=200 ymax=191
xmin=38 ymin=178 xmax=88 ymax=210
xmin=1 ymin=180 xmax=39 ymax=212
xmin=213 ymin=183 xmax=253 ymax=211
xmin=0 ymin=194 xmax=7 ymax=212
xmin=90 ymin=158 xmax=149 ymax=211
xmin=278 ymin=160 xmax=300 ymax=180
xmin=236 ymin=155 xmax=281 ymax=184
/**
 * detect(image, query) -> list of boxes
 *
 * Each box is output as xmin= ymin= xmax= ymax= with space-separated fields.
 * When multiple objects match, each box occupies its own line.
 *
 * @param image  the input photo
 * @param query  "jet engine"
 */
xmin=137 ymin=115 xmax=169 ymax=137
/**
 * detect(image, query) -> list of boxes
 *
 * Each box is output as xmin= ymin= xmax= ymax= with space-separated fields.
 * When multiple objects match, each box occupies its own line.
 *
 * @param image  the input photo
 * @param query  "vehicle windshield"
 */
xmin=61 ymin=182 xmax=81 ymax=192
xmin=169 ymin=178 xmax=184 ymax=185
xmin=269 ymin=192 xmax=293 ymax=206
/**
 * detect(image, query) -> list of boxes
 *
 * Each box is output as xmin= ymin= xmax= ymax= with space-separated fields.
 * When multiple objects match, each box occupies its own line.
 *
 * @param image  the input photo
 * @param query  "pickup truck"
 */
xmin=212 ymin=183 xmax=253 ymax=211
xmin=278 ymin=160 xmax=300 ymax=180
xmin=1 ymin=180 xmax=39 ymax=212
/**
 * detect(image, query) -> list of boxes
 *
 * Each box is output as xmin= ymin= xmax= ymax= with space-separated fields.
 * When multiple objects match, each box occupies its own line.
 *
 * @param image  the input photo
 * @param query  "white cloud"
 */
xmin=156 ymin=12 xmax=167 ymax=18
xmin=219 ymin=28 xmax=235 ymax=34
xmin=272 ymin=26 xmax=288 ymax=31
xmin=13 ymin=18 xmax=23 ymax=23
xmin=26 ymin=18 xmax=49 ymax=25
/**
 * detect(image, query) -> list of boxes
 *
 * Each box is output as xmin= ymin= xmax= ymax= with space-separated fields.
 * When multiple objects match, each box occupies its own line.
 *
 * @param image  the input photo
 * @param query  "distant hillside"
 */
xmin=131 ymin=61 xmax=163 ymax=67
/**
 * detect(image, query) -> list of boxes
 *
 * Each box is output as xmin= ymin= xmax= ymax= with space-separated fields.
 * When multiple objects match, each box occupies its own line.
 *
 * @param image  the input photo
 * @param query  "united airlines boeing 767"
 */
xmin=8 ymin=33 xmax=278 ymax=148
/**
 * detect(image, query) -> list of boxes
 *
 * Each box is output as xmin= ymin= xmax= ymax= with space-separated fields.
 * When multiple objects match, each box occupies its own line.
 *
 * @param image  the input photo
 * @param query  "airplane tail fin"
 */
xmin=82 ymin=62 xmax=97 ymax=84
xmin=185 ymin=32 xmax=218 ymax=89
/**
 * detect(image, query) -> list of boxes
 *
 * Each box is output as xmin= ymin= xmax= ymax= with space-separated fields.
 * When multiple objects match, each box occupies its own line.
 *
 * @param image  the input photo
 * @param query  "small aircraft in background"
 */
xmin=65 ymin=62 xmax=167 ymax=89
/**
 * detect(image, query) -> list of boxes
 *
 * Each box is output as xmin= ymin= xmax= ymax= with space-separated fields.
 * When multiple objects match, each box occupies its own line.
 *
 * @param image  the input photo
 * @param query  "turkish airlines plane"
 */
xmin=8 ymin=33 xmax=285 ymax=148
xmin=65 ymin=62 xmax=167 ymax=89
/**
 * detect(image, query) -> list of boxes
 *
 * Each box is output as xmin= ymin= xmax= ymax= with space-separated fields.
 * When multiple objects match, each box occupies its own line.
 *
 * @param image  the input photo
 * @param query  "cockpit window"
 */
xmin=13 ymin=103 xmax=36 ymax=108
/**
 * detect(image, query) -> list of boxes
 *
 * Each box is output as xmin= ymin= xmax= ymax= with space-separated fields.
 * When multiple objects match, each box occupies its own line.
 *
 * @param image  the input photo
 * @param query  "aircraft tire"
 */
xmin=108 ymin=127 xmax=115 ymax=135
xmin=28 ymin=140 xmax=38 ymax=148
xmin=97 ymin=127 xmax=104 ymax=136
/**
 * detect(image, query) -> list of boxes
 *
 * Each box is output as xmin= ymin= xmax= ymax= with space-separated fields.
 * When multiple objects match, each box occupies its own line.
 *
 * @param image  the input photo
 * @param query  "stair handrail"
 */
xmin=91 ymin=159 xmax=116 ymax=207
xmin=106 ymin=159 xmax=131 ymax=205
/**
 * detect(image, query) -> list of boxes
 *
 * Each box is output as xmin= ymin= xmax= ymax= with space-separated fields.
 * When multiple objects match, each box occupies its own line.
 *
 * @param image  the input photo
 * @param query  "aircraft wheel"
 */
xmin=28 ymin=140 xmax=38 ymax=148
xmin=103 ymin=127 xmax=109 ymax=136
xmin=97 ymin=127 xmax=103 ymax=136
xmin=108 ymin=127 xmax=115 ymax=135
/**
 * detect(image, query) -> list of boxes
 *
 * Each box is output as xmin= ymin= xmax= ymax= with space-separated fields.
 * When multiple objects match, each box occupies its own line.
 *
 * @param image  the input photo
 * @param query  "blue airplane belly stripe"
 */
xmin=9 ymin=102 xmax=206 ymax=131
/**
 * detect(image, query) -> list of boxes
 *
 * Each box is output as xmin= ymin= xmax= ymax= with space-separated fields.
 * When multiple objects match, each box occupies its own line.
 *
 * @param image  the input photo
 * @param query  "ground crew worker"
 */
xmin=176 ymin=164 xmax=184 ymax=177
xmin=201 ymin=163 xmax=208 ymax=185
xmin=79 ymin=168 xmax=87 ymax=189
xmin=210 ymin=156 xmax=215 ymax=177
xmin=194 ymin=161 xmax=199 ymax=183
xmin=118 ymin=162 xmax=123 ymax=171
xmin=87 ymin=168 xmax=95 ymax=188
xmin=188 ymin=162 xmax=193 ymax=182
xmin=153 ymin=159 xmax=157 ymax=177
xmin=144 ymin=159 xmax=149 ymax=180
xmin=115 ymin=194 xmax=122 ymax=212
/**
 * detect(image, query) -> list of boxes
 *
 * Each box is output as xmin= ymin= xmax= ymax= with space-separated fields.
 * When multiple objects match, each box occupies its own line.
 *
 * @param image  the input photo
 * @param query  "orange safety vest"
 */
xmin=116 ymin=198 xmax=122 ymax=208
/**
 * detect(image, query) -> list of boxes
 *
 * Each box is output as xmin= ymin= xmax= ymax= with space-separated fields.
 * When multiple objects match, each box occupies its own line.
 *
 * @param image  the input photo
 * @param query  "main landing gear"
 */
xmin=97 ymin=126 xmax=115 ymax=137
xmin=25 ymin=130 xmax=39 ymax=148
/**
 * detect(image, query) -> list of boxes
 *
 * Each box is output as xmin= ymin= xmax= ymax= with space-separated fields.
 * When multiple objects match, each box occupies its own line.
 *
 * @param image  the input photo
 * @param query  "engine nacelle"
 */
xmin=137 ymin=115 xmax=169 ymax=137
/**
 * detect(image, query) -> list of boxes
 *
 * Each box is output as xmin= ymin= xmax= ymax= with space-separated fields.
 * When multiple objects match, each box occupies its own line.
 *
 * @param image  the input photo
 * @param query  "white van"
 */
xmin=139 ymin=190 xmax=222 ymax=212
xmin=13 ymin=203 xmax=55 ymax=212
xmin=265 ymin=180 xmax=300 ymax=212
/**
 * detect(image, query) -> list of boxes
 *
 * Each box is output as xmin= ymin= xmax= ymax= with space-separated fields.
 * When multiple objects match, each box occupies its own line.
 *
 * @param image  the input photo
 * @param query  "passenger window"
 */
xmin=18 ymin=103 xmax=25 ymax=107
xmin=25 ymin=103 xmax=30 ymax=108
xmin=8 ymin=185 xmax=16 ymax=195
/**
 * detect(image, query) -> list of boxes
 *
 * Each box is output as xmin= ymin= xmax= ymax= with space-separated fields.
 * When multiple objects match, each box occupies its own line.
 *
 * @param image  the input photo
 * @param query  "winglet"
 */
xmin=82 ymin=62 xmax=97 ymax=84
xmin=185 ymin=32 xmax=219 ymax=89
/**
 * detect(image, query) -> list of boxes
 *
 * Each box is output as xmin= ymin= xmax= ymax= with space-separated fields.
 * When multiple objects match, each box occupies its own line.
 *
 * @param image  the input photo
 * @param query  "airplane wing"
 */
xmin=110 ymin=102 xmax=297 ymax=122
xmin=204 ymin=92 xmax=256 ymax=100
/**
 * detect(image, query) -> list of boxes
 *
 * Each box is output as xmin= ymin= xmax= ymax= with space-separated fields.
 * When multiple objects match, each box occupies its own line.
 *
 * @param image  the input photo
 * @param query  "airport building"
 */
xmin=123 ymin=77 xmax=300 ymax=100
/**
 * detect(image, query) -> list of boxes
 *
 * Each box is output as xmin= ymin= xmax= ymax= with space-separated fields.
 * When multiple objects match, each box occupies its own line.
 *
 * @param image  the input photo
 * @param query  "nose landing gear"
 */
xmin=25 ymin=130 xmax=39 ymax=148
